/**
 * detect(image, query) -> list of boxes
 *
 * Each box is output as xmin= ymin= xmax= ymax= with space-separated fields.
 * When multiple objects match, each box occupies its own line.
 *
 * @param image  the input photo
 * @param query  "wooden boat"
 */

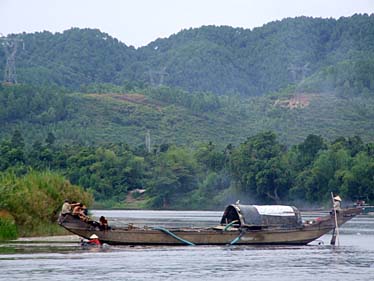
xmin=361 ymin=205 xmax=374 ymax=215
xmin=354 ymin=203 xmax=374 ymax=215
xmin=58 ymin=204 xmax=361 ymax=246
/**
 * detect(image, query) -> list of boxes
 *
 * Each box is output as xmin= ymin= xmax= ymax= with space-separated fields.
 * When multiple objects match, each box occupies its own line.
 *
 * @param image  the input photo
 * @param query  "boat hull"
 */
xmin=59 ymin=207 xmax=361 ymax=246
xmin=65 ymin=227 xmax=329 ymax=245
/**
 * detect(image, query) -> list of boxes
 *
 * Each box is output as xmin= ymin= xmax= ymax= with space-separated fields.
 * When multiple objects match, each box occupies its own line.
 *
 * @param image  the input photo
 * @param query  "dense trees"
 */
xmin=1 ymin=29 xmax=136 ymax=89
xmin=1 ymin=15 xmax=374 ymax=96
xmin=0 ymin=84 xmax=69 ymax=124
xmin=0 ymin=130 xmax=373 ymax=209
xmin=146 ymin=146 xmax=200 ymax=208
xmin=65 ymin=144 xmax=145 ymax=201
xmin=229 ymin=132 xmax=291 ymax=203
xmin=300 ymin=58 xmax=374 ymax=96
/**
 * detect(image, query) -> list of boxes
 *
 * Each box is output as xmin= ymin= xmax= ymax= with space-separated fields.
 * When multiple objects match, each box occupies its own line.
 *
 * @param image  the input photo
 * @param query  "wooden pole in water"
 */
xmin=330 ymin=192 xmax=340 ymax=246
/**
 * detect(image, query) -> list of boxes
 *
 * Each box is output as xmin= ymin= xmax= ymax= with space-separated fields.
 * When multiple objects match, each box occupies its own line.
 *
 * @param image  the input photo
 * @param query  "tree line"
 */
xmin=1 ymin=130 xmax=373 ymax=209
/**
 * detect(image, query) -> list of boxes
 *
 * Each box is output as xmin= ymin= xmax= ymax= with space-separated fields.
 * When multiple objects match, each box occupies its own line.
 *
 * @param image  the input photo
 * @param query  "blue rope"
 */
xmin=230 ymin=231 xmax=245 ymax=245
xmin=223 ymin=220 xmax=238 ymax=231
xmin=153 ymin=227 xmax=195 ymax=246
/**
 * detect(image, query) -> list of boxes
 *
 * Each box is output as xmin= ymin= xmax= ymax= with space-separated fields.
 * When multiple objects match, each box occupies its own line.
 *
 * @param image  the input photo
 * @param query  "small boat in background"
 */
xmin=356 ymin=204 xmax=374 ymax=215
xmin=58 ymin=203 xmax=361 ymax=246
xmin=354 ymin=199 xmax=374 ymax=215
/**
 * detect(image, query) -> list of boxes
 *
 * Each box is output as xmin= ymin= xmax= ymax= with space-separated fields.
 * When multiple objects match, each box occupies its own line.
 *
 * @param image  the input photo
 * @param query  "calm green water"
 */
xmin=0 ymin=211 xmax=373 ymax=281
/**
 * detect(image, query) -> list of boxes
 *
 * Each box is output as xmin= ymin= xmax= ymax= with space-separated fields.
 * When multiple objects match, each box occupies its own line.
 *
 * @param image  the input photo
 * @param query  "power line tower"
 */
xmin=1 ymin=36 xmax=24 ymax=84
xmin=148 ymin=66 xmax=168 ymax=87
xmin=145 ymin=130 xmax=151 ymax=153
xmin=288 ymin=63 xmax=310 ymax=84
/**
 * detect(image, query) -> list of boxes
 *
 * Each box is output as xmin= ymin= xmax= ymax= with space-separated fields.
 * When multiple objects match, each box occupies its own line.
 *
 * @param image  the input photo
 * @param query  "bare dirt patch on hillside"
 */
xmin=274 ymin=93 xmax=320 ymax=109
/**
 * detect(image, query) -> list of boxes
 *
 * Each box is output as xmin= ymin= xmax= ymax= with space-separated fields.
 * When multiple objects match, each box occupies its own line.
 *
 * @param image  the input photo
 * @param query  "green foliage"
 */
xmin=293 ymin=134 xmax=327 ymax=170
xmin=1 ymin=15 xmax=374 ymax=210
xmin=146 ymin=86 xmax=221 ymax=113
xmin=340 ymin=152 xmax=374 ymax=200
xmin=0 ymin=170 xmax=93 ymax=236
xmin=0 ymin=84 xmax=69 ymax=125
xmin=300 ymin=58 xmax=374 ymax=96
xmin=1 ymin=29 xmax=136 ymax=89
xmin=65 ymin=144 xmax=145 ymax=201
xmin=0 ymin=129 xmax=373 ymax=210
xmin=229 ymin=132 xmax=290 ymax=203
xmin=2 ymin=78 xmax=374 ymax=149
xmin=146 ymin=146 xmax=200 ymax=208
xmin=0 ymin=211 xmax=18 ymax=240
xmin=1 ymin=15 xmax=374 ymax=96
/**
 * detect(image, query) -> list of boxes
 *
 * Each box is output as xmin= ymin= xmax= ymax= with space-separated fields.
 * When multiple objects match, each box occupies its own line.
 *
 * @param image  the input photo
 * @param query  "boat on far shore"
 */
xmin=58 ymin=203 xmax=361 ymax=246
xmin=353 ymin=199 xmax=374 ymax=215
xmin=357 ymin=204 xmax=374 ymax=215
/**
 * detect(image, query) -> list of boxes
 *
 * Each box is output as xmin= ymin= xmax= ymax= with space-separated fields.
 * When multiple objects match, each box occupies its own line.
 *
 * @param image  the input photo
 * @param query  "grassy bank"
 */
xmin=0 ymin=170 xmax=93 ymax=239
xmin=0 ymin=210 xmax=17 ymax=240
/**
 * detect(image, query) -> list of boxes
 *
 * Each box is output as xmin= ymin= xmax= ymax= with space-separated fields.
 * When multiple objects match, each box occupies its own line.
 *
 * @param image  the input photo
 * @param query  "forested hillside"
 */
xmin=1 ymin=14 xmax=373 ymax=96
xmin=1 ymin=84 xmax=374 ymax=147
xmin=1 ymin=14 xmax=374 ymax=211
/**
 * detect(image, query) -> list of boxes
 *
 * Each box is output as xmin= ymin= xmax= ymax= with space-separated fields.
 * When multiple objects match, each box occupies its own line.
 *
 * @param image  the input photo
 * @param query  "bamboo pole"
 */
xmin=330 ymin=192 xmax=340 ymax=246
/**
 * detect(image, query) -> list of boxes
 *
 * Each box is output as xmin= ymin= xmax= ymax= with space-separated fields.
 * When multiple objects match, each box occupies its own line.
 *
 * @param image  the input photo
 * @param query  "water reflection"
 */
xmin=0 ymin=211 xmax=373 ymax=281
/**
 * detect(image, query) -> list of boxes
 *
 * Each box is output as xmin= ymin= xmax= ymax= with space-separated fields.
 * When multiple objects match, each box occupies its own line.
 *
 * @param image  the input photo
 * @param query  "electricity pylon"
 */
xmin=1 ymin=36 xmax=24 ymax=84
xmin=145 ymin=130 xmax=151 ymax=153
xmin=148 ymin=66 xmax=168 ymax=87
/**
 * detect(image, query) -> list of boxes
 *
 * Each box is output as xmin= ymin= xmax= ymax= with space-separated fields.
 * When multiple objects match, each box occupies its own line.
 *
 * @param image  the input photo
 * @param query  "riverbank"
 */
xmin=0 ymin=235 xmax=82 ymax=255
xmin=15 ymin=235 xmax=81 ymax=243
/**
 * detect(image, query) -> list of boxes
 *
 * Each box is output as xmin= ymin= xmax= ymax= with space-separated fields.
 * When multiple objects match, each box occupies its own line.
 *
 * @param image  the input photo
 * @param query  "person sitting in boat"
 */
xmin=73 ymin=203 xmax=90 ymax=222
xmin=333 ymin=195 xmax=342 ymax=211
xmin=99 ymin=216 xmax=109 ymax=230
xmin=60 ymin=199 xmax=71 ymax=216
xmin=355 ymin=199 xmax=365 ymax=207
xmin=58 ymin=199 xmax=71 ymax=224
xmin=72 ymin=203 xmax=82 ymax=216
xmin=82 ymin=204 xmax=88 ymax=216
xmin=60 ymin=200 xmax=80 ymax=216
xmin=58 ymin=200 xmax=81 ymax=224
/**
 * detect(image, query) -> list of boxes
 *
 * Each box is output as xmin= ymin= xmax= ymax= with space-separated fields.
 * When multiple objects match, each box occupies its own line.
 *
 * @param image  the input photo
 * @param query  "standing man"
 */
xmin=333 ymin=195 xmax=342 ymax=211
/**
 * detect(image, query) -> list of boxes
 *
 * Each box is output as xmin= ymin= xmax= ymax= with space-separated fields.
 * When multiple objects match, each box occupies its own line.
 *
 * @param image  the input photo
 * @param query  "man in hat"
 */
xmin=333 ymin=195 xmax=342 ymax=211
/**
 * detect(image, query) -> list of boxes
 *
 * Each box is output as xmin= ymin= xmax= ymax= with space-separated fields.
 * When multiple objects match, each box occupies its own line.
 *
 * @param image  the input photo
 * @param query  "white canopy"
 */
xmin=253 ymin=205 xmax=296 ymax=217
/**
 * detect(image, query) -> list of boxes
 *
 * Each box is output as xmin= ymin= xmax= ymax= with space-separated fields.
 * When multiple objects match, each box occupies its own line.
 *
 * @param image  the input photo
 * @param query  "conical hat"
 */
xmin=90 ymin=234 xmax=99 ymax=239
xmin=334 ymin=196 xmax=342 ymax=202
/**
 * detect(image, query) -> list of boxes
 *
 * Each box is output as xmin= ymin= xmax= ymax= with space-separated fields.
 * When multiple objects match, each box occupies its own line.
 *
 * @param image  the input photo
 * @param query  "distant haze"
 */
xmin=1 ymin=0 xmax=373 ymax=47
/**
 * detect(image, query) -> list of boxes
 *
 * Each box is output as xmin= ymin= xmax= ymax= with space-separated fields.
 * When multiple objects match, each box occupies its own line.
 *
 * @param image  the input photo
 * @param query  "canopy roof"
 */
xmin=220 ymin=204 xmax=302 ymax=228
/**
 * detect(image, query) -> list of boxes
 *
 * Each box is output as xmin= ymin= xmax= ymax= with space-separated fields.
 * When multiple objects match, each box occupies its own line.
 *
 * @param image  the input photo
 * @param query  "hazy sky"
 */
xmin=1 ymin=0 xmax=373 ymax=47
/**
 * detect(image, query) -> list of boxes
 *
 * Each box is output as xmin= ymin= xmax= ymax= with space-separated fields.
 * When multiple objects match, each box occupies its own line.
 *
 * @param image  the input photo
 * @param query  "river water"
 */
xmin=0 ymin=210 xmax=373 ymax=281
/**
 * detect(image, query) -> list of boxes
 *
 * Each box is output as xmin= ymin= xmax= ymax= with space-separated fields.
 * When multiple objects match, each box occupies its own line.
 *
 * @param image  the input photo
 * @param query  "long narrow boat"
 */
xmin=58 ymin=203 xmax=361 ymax=246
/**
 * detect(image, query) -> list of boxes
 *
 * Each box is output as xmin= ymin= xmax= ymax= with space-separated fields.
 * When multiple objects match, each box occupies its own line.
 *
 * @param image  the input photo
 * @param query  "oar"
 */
xmin=330 ymin=228 xmax=336 ymax=245
xmin=330 ymin=192 xmax=340 ymax=246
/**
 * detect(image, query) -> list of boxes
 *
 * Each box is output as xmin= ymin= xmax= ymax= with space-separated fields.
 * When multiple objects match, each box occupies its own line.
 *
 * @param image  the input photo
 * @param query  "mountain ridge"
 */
xmin=1 ymin=14 xmax=373 ymax=96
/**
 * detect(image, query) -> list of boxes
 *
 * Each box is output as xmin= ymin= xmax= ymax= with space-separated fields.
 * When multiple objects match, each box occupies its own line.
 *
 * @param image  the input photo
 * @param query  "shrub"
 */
xmin=0 ymin=210 xmax=18 ymax=240
xmin=0 ymin=170 xmax=93 ymax=237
